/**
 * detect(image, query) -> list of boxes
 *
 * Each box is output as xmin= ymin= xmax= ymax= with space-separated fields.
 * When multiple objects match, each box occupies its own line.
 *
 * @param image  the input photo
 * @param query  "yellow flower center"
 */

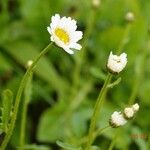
xmin=55 ymin=28 xmax=70 ymax=44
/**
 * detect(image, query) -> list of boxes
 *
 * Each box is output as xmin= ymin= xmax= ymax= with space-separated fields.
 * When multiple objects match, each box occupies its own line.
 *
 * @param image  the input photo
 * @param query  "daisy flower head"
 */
xmin=107 ymin=51 xmax=127 ymax=74
xmin=47 ymin=14 xmax=83 ymax=54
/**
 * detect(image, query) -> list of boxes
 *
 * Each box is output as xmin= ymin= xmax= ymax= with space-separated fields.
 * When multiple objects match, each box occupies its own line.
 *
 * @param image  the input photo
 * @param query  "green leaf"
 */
xmin=107 ymin=77 xmax=122 ymax=88
xmin=37 ymin=101 xmax=67 ymax=142
xmin=90 ymin=146 xmax=101 ymax=150
xmin=23 ymin=144 xmax=51 ymax=150
xmin=0 ymin=52 xmax=12 ymax=75
xmin=56 ymin=140 xmax=82 ymax=150
xmin=90 ymin=67 xmax=106 ymax=80
xmin=4 ymin=41 xmax=68 ymax=94
xmin=1 ymin=89 xmax=13 ymax=132
xmin=131 ymin=127 xmax=148 ymax=150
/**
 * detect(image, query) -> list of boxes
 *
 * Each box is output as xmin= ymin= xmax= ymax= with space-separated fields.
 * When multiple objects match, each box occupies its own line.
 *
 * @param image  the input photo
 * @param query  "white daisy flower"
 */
xmin=132 ymin=103 xmax=139 ymax=113
xmin=109 ymin=111 xmax=127 ymax=128
xmin=47 ymin=14 xmax=83 ymax=54
xmin=107 ymin=51 xmax=127 ymax=74
xmin=124 ymin=107 xmax=134 ymax=119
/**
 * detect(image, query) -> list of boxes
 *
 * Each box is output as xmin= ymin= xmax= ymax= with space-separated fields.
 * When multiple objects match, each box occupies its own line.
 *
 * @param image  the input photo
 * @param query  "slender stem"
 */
xmin=20 ymin=100 xmax=28 ymax=150
xmin=108 ymin=132 xmax=118 ymax=150
xmin=86 ymin=73 xmax=112 ymax=150
xmin=117 ymin=24 xmax=131 ymax=54
xmin=79 ymin=125 xmax=110 ymax=145
xmin=20 ymin=72 xmax=33 ymax=150
xmin=72 ymin=9 xmax=96 ymax=96
xmin=128 ymin=39 xmax=148 ymax=105
xmin=94 ymin=125 xmax=111 ymax=139
xmin=128 ymin=79 xmax=139 ymax=105
xmin=0 ymin=42 xmax=53 ymax=150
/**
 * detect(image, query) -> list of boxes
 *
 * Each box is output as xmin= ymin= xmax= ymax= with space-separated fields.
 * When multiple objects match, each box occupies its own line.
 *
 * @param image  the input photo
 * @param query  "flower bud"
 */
xmin=109 ymin=111 xmax=127 ymax=128
xmin=132 ymin=103 xmax=139 ymax=113
xmin=27 ymin=60 xmax=33 ymax=68
xmin=124 ymin=107 xmax=134 ymax=119
xmin=107 ymin=51 xmax=127 ymax=74
xmin=125 ymin=12 xmax=135 ymax=23
xmin=92 ymin=0 xmax=101 ymax=8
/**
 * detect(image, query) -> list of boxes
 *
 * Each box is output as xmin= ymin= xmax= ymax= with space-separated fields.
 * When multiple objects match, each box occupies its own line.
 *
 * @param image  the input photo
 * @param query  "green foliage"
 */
xmin=0 ymin=0 xmax=150 ymax=149
xmin=23 ymin=144 xmax=51 ymax=150
xmin=0 ymin=89 xmax=13 ymax=133
xmin=56 ymin=140 xmax=82 ymax=150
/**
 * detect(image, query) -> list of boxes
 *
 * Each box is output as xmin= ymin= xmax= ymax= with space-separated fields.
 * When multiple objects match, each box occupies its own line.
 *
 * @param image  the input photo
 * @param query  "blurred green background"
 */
xmin=0 ymin=0 xmax=150 ymax=150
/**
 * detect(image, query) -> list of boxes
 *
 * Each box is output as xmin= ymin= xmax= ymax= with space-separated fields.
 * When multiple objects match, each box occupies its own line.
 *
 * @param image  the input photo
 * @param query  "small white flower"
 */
xmin=92 ymin=0 xmax=101 ymax=8
xmin=125 ymin=12 xmax=135 ymax=22
xmin=109 ymin=111 xmax=127 ymax=127
xmin=47 ymin=14 xmax=83 ymax=54
xmin=124 ymin=107 xmax=134 ymax=119
xmin=107 ymin=51 xmax=127 ymax=74
xmin=132 ymin=103 xmax=139 ymax=112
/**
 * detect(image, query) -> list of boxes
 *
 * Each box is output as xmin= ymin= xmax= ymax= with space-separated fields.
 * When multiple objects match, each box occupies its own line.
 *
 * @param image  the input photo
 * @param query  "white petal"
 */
xmin=50 ymin=14 xmax=61 ymax=29
xmin=47 ymin=27 xmax=51 ymax=34
xmin=70 ymin=43 xmax=82 ymax=50
xmin=71 ymin=31 xmax=83 ymax=42
xmin=50 ymin=36 xmax=54 ymax=42
xmin=52 ymin=14 xmax=60 ymax=23
xmin=64 ymin=48 xmax=74 ymax=54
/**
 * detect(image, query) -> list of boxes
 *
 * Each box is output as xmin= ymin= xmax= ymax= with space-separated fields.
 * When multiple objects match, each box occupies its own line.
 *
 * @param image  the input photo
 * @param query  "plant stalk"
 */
xmin=86 ymin=73 xmax=112 ymax=150
xmin=0 ymin=42 xmax=53 ymax=150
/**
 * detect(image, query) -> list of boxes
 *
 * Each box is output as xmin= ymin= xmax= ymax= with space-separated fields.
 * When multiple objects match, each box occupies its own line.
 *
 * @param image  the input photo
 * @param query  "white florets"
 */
xmin=109 ymin=111 xmax=127 ymax=127
xmin=110 ymin=103 xmax=139 ymax=128
xmin=124 ymin=107 xmax=134 ymax=119
xmin=107 ymin=51 xmax=127 ymax=74
xmin=132 ymin=103 xmax=139 ymax=113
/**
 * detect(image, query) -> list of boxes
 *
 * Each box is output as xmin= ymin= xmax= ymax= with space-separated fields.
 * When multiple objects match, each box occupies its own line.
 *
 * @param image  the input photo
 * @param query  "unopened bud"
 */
xmin=124 ymin=107 xmax=134 ymax=119
xmin=92 ymin=0 xmax=101 ymax=8
xmin=125 ymin=12 xmax=135 ymax=23
xmin=27 ymin=60 xmax=33 ymax=68
xmin=132 ymin=103 xmax=139 ymax=113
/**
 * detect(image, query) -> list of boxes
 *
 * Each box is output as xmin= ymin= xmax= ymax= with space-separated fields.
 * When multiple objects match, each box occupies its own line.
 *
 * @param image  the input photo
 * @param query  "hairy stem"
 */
xmin=86 ymin=73 xmax=112 ymax=150
xmin=20 ymin=72 xmax=33 ymax=149
xmin=0 ymin=42 xmax=53 ymax=150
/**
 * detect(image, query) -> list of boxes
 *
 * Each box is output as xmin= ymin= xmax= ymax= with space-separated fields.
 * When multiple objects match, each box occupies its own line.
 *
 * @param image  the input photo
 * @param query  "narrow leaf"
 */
xmin=56 ymin=140 xmax=82 ymax=150
xmin=1 ymin=89 xmax=13 ymax=132
xmin=107 ymin=77 xmax=122 ymax=88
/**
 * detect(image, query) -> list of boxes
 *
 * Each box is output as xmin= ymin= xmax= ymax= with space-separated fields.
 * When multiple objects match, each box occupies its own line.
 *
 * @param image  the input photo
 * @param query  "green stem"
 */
xmin=117 ymin=24 xmax=131 ymax=54
xmin=108 ymin=132 xmax=118 ymax=150
xmin=128 ymin=39 xmax=148 ymax=105
xmin=72 ymin=9 xmax=96 ymax=96
xmin=128 ymin=78 xmax=139 ymax=105
xmin=0 ymin=42 xmax=53 ymax=150
xmin=94 ymin=125 xmax=111 ymax=139
xmin=86 ymin=73 xmax=112 ymax=150
xmin=20 ymin=72 xmax=33 ymax=150
xmin=79 ymin=125 xmax=110 ymax=145
xmin=20 ymin=99 xmax=28 ymax=150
